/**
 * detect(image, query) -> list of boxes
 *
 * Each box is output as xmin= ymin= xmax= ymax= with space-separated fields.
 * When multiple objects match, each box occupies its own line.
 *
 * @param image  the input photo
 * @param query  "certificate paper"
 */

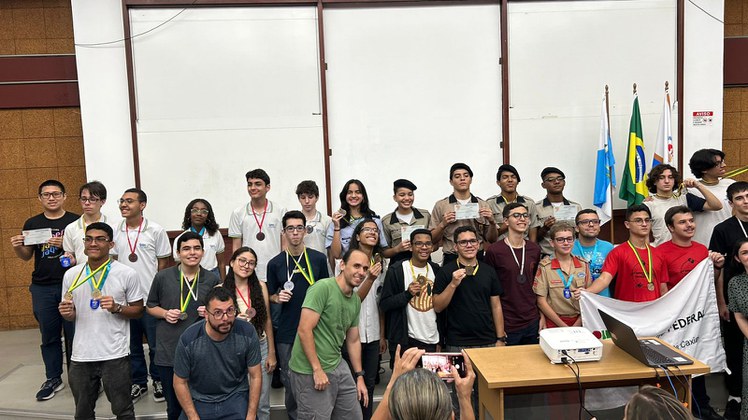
xmin=400 ymin=225 xmax=426 ymax=242
xmin=454 ymin=203 xmax=480 ymax=220
xmin=554 ymin=205 xmax=577 ymax=221
xmin=23 ymin=228 xmax=53 ymax=245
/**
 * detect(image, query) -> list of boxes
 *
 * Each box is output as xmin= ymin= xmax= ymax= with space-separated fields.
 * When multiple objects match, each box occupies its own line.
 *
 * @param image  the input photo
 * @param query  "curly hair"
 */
xmin=222 ymin=247 xmax=267 ymax=335
xmin=646 ymin=164 xmax=681 ymax=194
xmin=181 ymin=198 xmax=219 ymax=236
xmin=349 ymin=218 xmax=384 ymax=257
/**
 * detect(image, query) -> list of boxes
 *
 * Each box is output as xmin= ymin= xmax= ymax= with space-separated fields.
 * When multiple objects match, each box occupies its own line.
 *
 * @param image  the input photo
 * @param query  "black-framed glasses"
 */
xmin=84 ymin=236 xmax=110 ymax=244
xmin=79 ymin=197 xmax=101 ymax=204
xmin=543 ymin=176 xmax=565 ymax=183
xmin=509 ymin=213 xmax=529 ymax=219
xmin=40 ymin=192 xmax=64 ymax=199
xmin=456 ymin=239 xmax=479 ymax=247
xmin=554 ymin=237 xmax=574 ymax=243
xmin=236 ymin=257 xmax=256 ymax=267
xmin=577 ymin=219 xmax=601 ymax=226
xmin=207 ymin=308 xmax=237 ymax=319
xmin=413 ymin=241 xmax=433 ymax=248
xmin=284 ymin=226 xmax=306 ymax=233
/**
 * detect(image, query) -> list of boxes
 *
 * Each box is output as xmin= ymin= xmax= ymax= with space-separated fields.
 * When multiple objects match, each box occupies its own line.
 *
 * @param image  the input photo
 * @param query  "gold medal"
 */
xmin=647 ymin=283 xmax=655 ymax=291
xmin=91 ymin=289 xmax=102 ymax=299
xmin=373 ymin=253 xmax=383 ymax=264
xmin=417 ymin=274 xmax=427 ymax=285
xmin=178 ymin=312 xmax=188 ymax=321
xmin=464 ymin=265 xmax=476 ymax=276
xmin=64 ymin=291 xmax=73 ymax=301
xmin=337 ymin=208 xmax=347 ymax=217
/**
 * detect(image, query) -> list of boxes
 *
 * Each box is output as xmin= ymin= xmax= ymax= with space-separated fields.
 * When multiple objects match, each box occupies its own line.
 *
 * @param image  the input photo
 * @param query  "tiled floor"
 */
xmin=0 ymin=328 xmax=731 ymax=419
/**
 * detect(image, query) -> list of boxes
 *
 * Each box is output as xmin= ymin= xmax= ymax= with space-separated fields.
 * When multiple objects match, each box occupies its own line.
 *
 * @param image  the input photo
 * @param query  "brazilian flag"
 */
xmin=619 ymin=96 xmax=648 ymax=206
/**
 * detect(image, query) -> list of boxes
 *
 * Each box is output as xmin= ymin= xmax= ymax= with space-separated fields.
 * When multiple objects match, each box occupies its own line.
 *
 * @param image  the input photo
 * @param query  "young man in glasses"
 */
xmin=572 ymin=209 xmax=614 ymax=297
xmin=487 ymin=164 xmax=540 ymax=242
xmin=689 ymin=149 xmax=735 ymax=247
xmin=111 ymin=188 xmax=171 ymax=403
xmin=58 ymin=222 xmax=145 ymax=419
xmin=173 ymin=286 xmax=263 ymax=420
xmin=146 ymin=232 xmax=220 ymax=420
xmin=535 ymin=167 xmax=582 ymax=258
xmin=266 ymin=211 xmax=329 ymax=420
xmin=11 ymin=179 xmax=79 ymax=401
xmin=63 ymin=181 xmax=111 ymax=266
xmin=577 ymin=205 xmax=669 ymax=302
xmin=485 ymin=203 xmax=542 ymax=345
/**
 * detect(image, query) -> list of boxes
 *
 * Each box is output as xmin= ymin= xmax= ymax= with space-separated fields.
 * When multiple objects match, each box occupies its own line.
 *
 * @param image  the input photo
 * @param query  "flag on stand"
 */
xmin=652 ymin=87 xmax=673 ymax=168
xmin=593 ymin=95 xmax=616 ymax=224
xmin=619 ymin=95 xmax=648 ymax=206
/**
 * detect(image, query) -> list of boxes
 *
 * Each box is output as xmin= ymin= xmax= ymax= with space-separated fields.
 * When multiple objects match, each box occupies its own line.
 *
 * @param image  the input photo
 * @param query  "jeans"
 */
xmin=179 ymin=391 xmax=248 ymax=420
xmin=258 ymin=337 xmax=271 ymax=420
xmin=157 ymin=365 xmax=181 ymax=420
xmin=130 ymin=312 xmax=160 ymax=385
xmin=343 ymin=340 xmax=379 ymax=420
xmin=506 ymin=320 xmax=539 ymax=346
xmin=69 ymin=356 xmax=135 ymax=420
xmin=446 ymin=343 xmax=495 ymax=420
xmin=30 ymin=283 xmax=74 ymax=380
xmin=276 ymin=342 xmax=297 ymax=419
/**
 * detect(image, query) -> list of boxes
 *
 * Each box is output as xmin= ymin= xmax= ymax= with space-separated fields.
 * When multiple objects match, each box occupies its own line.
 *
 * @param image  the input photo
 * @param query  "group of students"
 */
xmin=10 ymin=147 xmax=748 ymax=420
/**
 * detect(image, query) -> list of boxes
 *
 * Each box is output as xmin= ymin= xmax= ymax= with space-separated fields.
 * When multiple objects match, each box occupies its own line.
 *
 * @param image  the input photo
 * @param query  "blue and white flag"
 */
xmin=593 ymin=95 xmax=616 ymax=225
xmin=652 ymin=88 xmax=673 ymax=168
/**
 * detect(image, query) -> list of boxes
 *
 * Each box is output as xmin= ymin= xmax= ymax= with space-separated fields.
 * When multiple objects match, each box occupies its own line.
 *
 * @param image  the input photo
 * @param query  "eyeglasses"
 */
xmin=236 ymin=257 xmax=257 ymax=267
xmin=413 ymin=241 xmax=433 ymax=248
xmin=79 ymin=197 xmax=101 ymax=204
xmin=543 ymin=176 xmax=565 ymax=183
xmin=284 ymin=226 xmax=306 ymax=233
xmin=628 ymin=218 xmax=652 ymax=225
xmin=207 ymin=308 xmax=237 ymax=319
xmin=361 ymin=227 xmax=379 ymax=234
xmin=554 ymin=237 xmax=574 ymax=243
xmin=118 ymin=198 xmax=139 ymax=205
xmin=190 ymin=208 xmax=209 ymax=215
xmin=456 ymin=239 xmax=479 ymax=247
xmin=40 ymin=192 xmax=64 ymax=199
xmin=509 ymin=213 xmax=530 ymax=220
xmin=83 ymin=236 xmax=110 ymax=244
xmin=577 ymin=219 xmax=601 ymax=226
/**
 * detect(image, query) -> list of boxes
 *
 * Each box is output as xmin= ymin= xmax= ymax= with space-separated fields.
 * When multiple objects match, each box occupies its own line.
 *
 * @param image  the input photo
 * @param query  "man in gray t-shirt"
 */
xmin=174 ymin=286 xmax=262 ymax=419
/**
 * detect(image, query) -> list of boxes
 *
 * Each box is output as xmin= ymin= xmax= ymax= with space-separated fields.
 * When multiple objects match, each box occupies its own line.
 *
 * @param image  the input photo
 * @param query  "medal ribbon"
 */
xmin=505 ymin=238 xmax=526 ymax=275
xmin=288 ymin=248 xmax=315 ymax=286
xmin=126 ymin=217 xmax=144 ymax=257
xmin=236 ymin=285 xmax=252 ymax=311
xmin=408 ymin=259 xmax=430 ymax=281
xmin=626 ymin=241 xmax=653 ymax=287
xmin=738 ymin=218 xmax=748 ymax=238
xmin=190 ymin=226 xmax=206 ymax=236
xmin=250 ymin=201 xmax=268 ymax=236
xmin=67 ymin=260 xmax=109 ymax=293
xmin=456 ymin=260 xmax=479 ymax=275
xmin=89 ymin=259 xmax=112 ymax=291
xmin=180 ymin=269 xmax=199 ymax=313
xmin=555 ymin=267 xmax=573 ymax=291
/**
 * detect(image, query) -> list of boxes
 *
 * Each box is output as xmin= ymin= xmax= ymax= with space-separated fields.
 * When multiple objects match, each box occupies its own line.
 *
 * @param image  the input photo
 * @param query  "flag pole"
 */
xmin=605 ymin=85 xmax=615 ymax=242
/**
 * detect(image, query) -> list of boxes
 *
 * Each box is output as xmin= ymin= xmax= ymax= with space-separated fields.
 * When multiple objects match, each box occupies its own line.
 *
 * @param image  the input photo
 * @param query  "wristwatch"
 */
xmin=496 ymin=335 xmax=508 ymax=343
xmin=114 ymin=304 xmax=123 ymax=314
xmin=354 ymin=370 xmax=365 ymax=378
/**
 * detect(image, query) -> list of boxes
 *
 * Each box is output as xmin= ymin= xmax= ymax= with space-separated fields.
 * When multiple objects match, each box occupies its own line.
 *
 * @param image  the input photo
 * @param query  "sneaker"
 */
xmin=152 ymin=381 xmax=165 ymax=402
xmin=693 ymin=404 xmax=724 ymax=420
xmin=36 ymin=377 xmax=64 ymax=401
xmin=131 ymin=383 xmax=147 ymax=403
xmin=724 ymin=400 xmax=740 ymax=420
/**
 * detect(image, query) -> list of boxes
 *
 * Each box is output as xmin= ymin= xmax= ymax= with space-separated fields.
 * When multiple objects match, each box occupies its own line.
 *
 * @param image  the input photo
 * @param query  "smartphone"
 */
xmin=419 ymin=353 xmax=466 ymax=379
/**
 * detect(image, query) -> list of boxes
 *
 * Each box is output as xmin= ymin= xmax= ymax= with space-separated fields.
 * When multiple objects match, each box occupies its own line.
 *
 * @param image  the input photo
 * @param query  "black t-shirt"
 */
xmin=433 ymin=260 xmax=504 ymax=346
xmin=23 ymin=211 xmax=80 ymax=286
xmin=709 ymin=216 xmax=748 ymax=303
xmin=266 ymin=248 xmax=330 ymax=344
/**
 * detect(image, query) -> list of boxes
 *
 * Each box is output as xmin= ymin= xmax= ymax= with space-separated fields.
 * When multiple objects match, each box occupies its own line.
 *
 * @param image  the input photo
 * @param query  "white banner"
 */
xmin=580 ymin=258 xmax=726 ymax=373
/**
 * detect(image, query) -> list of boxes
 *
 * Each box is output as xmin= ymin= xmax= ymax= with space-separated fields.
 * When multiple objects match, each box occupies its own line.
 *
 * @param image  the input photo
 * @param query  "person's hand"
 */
xmin=47 ymin=235 xmax=63 ymax=248
xmin=331 ymin=211 xmax=344 ymax=229
xmin=197 ymin=305 xmax=206 ymax=317
xmin=379 ymin=339 xmax=387 ymax=355
xmin=58 ymin=300 xmax=75 ymax=317
xmin=99 ymin=295 xmax=116 ymax=312
xmin=390 ymin=345 xmax=425 ymax=386
xmin=643 ymin=195 xmax=654 ymax=202
xmin=573 ymin=287 xmax=585 ymax=300
xmin=683 ymin=178 xmax=699 ymax=188
xmin=495 ymin=340 xmax=506 ymax=347
xmin=451 ymin=269 xmax=467 ymax=287
xmin=10 ymin=234 xmax=25 ymax=248
xmin=442 ymin=211 xmax=457 ymax=226
xmin=313 ymin=369 xmax=330 ymax=391
xmin=397 ymin=240 xmax=411 ymax=253
xmin=164 ymin=309 xmax=182 ymax=324
xmin=718 ymin=301 xmax=730 ymax=322
xmin=543 ymin=216 xmax=556 ymax=229
xmin=709 ymin=251 xmax=725 ymax=269
xmin=357 ymin=376 xmax=369 ymax=407
xmin=452 ymin=350 xmax=476 ymax=401
xmin=479 ymin=206 xmax=494 ymax=223
xmin=538 ymin=317 xmax=546 ymax=332
xmin=278 ymin=289 xmax=293 ymax=303
xmin=63 ymin=252 xmax=76 ymax=266
xmin=265 ymin=353 xmax=277 ymax=373
xmin=368 ymin=262 xmax=382 ymax=279
xmin=407 ymin=281 xmax=422 ymax=297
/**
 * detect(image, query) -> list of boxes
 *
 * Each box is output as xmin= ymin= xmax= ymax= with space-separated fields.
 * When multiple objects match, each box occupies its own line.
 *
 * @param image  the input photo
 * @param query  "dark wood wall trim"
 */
xmin=0 ymin=82 xmax=80 ymax=109
xmin=0 ymin=55 xmax=79 ymax=109
xmin=725 ymin=37 xmax=748 ymax=87
xmin=0 ymin=55 xmax=77 ymax=83
xmin=676 ymin=0 xmax=684 ymax=169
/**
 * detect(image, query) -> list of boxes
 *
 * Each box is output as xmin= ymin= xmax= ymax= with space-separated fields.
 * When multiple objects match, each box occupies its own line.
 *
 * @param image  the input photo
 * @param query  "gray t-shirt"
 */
xmin=174 ymin=319 xmax=262 ymax=403
xmin=147 ymin=266 xmax=220 ymax=366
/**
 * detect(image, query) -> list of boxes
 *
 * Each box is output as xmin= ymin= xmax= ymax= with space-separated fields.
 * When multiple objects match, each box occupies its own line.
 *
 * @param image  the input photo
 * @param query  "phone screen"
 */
xmin=420 ymin=353 xmax=466 ymax=379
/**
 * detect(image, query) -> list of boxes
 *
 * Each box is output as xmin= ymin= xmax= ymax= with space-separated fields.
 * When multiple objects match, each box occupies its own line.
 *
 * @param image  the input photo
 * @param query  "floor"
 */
xmin=0 ymin=329 xmax=731 ymax=419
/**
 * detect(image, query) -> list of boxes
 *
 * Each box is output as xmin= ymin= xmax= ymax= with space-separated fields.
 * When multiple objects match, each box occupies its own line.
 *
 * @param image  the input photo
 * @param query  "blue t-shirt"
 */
xmin=572 ymin=239 xmax=614 ymax=298
xmin=266 ymin=248 xmax=330 ymax=343
xmin=173 ymin=319 xmax=261 ymax=403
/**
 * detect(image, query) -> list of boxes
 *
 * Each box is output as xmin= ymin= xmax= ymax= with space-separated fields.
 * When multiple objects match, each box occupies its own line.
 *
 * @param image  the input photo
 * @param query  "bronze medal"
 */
xmin=91 ymin=289 xmax=102 ymax=299
xmin=337 ymin=208 xmax=347 ymax=217
xmin=306 ymin=225 xmax=314 ymax=234
xmin=464 ymin=265 xmax=476 ymax=276
xmin=64 ymin=291 xmax=73 ymax=301
xmin=178 ymin=312 xmax=188 ymax=321
xmin=373 ymin=253 xmax=383 ymax=264
xmin=128 ymin=253 xmax=138 ymax=262
xmin=417 ymin=274 xmax=427 ymax=285
xmin=647 ymin=283 xmax=655 ymax=291
xmin=256 ymin=232 xmax=265 ymax=241
xmin=246 ymin=307 xmax=256 ymax=318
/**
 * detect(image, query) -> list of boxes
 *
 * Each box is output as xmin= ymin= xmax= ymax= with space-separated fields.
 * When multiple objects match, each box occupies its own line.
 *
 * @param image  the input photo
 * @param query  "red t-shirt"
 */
xmin=602 ymin=243 xmax=669 ymax=302
xmin=655 ymin=240 xmax=708 ymax=288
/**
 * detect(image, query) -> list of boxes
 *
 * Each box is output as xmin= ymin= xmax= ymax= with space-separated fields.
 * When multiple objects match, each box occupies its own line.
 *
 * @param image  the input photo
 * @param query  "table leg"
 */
xmin=478 ymin=374 xmax=503 ymax=420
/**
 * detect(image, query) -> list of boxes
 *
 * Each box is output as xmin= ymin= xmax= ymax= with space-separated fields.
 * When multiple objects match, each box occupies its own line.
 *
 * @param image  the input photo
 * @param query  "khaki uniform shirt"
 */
xmin=429 ymin=194 xmax=493 ymax=255
xmin=533 ymin=256 xmax=590 ymax=317
xmin=486 ymin=194 xmax=541 ymax=240
xmin=535 ymin=197 xmax=582 ymax=256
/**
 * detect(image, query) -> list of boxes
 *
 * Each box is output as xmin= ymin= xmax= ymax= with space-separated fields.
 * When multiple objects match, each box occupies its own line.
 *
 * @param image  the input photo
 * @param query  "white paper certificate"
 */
xmin=454 ymin=203 xmax=480 ymax=220
xmin=400 ymin=225 xmax=426 ymax=242
xmin=554 ymin=205 xmax=577 ymax=221
xmin=23 ymin=228 xmax=53 ymax=245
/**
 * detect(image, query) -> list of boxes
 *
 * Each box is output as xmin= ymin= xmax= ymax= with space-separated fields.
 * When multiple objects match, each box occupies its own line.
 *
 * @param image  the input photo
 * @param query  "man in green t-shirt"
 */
xmin=289 ymin=248 xmax=370 ymax=419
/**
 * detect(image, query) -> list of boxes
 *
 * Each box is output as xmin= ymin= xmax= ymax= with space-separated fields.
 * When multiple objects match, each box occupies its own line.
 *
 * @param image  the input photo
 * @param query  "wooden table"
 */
xmin=465 ymin=338 xmax=710 ymax=420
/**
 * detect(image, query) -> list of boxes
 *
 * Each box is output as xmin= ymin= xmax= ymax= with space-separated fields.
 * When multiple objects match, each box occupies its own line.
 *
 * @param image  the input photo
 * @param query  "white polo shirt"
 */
xmin=228 ymin=200 xmax=286 ymax=281
xmin=111 ymin=218 xmax=171 ymax=294
xmin=355 ymin=271 xmax=384 ymax=344
xmin=63 ymin=214 xmax=114 ymax=265
xmin=172 ymin=229 xmax=226 ymax=271
xmin=303 ymin=211 xmax=332 ymax=257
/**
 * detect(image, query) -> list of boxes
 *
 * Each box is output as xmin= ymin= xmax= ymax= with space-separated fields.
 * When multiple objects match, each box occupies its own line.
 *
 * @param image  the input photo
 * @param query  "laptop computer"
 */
xmin=598 ymin=309 xmax=693 ymax=367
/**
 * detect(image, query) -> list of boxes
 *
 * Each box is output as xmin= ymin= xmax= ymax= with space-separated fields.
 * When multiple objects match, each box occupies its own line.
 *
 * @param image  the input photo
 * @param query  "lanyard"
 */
xmin=555 ymin=265 xmax=574 ymax=290
xmin=250 ymin=201 xmax=268 ymax=234
xmin=126 ymin=218 xmax=144 ymax=256
xmin=573 ymin=240 xmax=599 ymax=263
xmin=505 ymin=238 xmax=526 ymax=275
xmin=236 ymin=284 xmax=252 ymax=310
xmin=180 ymin=269 xmax=199 ymax=313
xmin=456 ymin=260 xmax=479 ymax=275
xmin=68 ymin=259 xmax=110 ymax=293
xmin=190 ymin=226 xmax=206 ymax=236
xmin=738 ymin=218 xmax=748 ymax=238
xmin=408 ymin=259 xmax=430 ymax=280
xmin=89 ymin=260 xmax=112 ymax=291
xmin=287 ymin=248 xmax=315 ymax=286
xmin=627 ymin=241 xmax=653 ymax=286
